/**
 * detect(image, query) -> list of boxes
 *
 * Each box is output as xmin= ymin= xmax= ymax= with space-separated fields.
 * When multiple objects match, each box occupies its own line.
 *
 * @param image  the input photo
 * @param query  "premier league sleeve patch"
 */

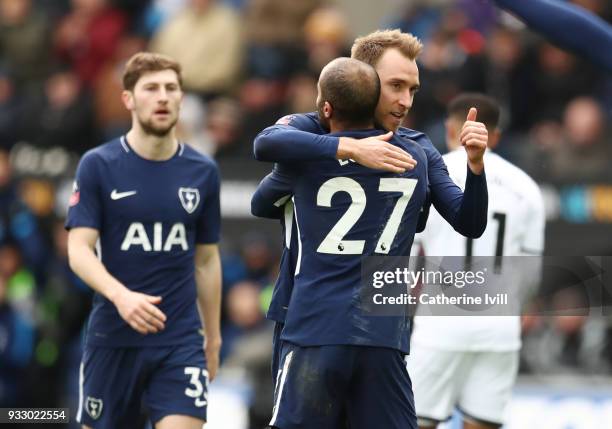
xmin=275 ymin=115 xmax=295 ymax=126
xmin=69 ymin=181 xmax=80 ymax=207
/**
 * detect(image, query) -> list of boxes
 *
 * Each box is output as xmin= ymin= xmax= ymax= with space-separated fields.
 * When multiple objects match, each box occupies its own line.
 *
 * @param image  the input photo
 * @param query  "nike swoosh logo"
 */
xmin=110 ymin=189 xmax=137 ymax=200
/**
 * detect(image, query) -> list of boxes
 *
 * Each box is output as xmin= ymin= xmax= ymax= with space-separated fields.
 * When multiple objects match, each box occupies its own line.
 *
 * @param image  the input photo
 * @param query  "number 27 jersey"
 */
xmin=282 ymin=130 xmax=428 ymax=353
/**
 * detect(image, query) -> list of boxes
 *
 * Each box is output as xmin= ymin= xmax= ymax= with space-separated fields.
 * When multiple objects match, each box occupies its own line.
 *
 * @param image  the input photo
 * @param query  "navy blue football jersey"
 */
xmin=253 ymin=112 xmax=487 ymax=328
xmin=258 ymin=114 xmax=326 ymax=323
xmin=66 ymin=137 xmax=221 ymax=347
xmin=279 ymin=129 xmax=428 ymax=353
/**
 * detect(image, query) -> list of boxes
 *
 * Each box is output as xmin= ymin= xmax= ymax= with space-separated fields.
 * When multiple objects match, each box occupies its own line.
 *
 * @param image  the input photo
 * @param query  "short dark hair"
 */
xmin=319 ymin=57 xmax=380 ymax=126
xmin=122 ymin=52 xmax=182 ymax=91
xmin=351 ymin=29 xmax=423 ymax=67
xmin=447 ymin=93 xmax=500 ymax=132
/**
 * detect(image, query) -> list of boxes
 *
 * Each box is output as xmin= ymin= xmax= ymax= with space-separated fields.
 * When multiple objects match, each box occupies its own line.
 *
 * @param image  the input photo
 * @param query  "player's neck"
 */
xmin=126 ymin=128 xmax=178 ymax=161
xmin=329 ymin=120 xmax=374 ymax=133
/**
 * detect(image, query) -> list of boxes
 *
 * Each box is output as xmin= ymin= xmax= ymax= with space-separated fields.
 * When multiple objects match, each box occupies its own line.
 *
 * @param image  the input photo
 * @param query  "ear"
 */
xmin=121 ymin=90 xmax=134 ymax=111
xmin=445 ymin=118 xmax=458 ymax=140
xmin=323 ymin=101 xmax=332 ymax=119
xmin=488 ymin=128 xmax=502 ymax=149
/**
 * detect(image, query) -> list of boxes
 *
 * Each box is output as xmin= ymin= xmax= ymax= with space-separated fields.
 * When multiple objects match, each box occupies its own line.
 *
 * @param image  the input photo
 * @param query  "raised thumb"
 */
xmin=467 ymin=107 xmax=478 ymax=122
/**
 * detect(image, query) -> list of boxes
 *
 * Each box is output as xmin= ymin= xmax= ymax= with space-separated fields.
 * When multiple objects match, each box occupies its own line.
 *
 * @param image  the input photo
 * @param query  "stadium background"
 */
xmin=0 ymin=0 xmax=611 ymax=427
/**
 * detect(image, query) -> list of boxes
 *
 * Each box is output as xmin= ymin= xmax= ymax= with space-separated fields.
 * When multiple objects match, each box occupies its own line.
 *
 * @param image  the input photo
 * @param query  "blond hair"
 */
xmin=122 ymin=52 xmax=182 ymax=91
xmin=351 ymin=29 xmax=423 ymax=66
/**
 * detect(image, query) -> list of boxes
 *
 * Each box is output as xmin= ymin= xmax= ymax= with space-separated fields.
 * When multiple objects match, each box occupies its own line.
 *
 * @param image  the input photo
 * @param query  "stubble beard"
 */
xmin=138 ymin=114 xmax=178 ymax=137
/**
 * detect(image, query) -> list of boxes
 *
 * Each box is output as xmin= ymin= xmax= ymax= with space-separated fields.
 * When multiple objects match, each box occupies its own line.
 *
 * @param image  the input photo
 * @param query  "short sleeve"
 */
xmin=196 ymin=163 xmax=221 ymax=244
xmin=65 ymin=152 xmax=103 ymax=231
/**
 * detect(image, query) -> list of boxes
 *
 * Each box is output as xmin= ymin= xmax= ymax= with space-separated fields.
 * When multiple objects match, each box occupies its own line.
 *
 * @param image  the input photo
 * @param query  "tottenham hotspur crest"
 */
xmin=85 ymin=396 xmax=103 ymax=420
xmin=178 ymin=187 xmax=200 ymax=214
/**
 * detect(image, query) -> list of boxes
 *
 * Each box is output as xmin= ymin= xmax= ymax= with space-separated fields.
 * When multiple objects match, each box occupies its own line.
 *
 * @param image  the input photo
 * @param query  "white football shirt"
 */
xmin=411 ymin=148 xmax=545 ymax=351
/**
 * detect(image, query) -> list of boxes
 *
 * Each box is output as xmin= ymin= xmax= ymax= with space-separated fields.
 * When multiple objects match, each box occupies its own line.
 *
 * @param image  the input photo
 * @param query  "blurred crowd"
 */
xmin=0 ymin=0 xmax=611 ymax=425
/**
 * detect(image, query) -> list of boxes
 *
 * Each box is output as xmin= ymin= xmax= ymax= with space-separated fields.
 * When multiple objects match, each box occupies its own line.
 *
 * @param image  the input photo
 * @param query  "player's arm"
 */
xmin=67 ymin=227 xmax=167 ymax=334
xmin=432 ymin=107 xmax=488 ymax=237
xmin=193 ymin=163 xmax=222 ymax=380
xmin=251 ymin=164 xmax=296 ymax=219
xmin=194 ymin=243 xmax=222 ymax=381
xmin=253 ymin=114 xmax=415 ymax=173
xmin=492 ymin=0 xmax=612 ymax=72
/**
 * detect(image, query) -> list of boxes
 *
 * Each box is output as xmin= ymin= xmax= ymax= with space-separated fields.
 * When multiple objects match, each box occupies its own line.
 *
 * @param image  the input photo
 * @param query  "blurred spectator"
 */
xmin=0 ymin=0 xmax=51 ymax=89
xmin=243 ymin=0 xmax=320 ymax=78
xmin=385 ymin=0 xmax=445 ymax=42
xmin=0 ymin=273 xmax=35 ymax=407
xmin=303 ymin=6 xmax=350 ymax=75
xmin=461 ymin=26 xmax=532 ymax=131
xmin=0 ymin=150 xmax=47 ymax=278
xmin=54 ymin=0 xmax=128 ymax=85
xmin=523 ymin=97 xmax=612 ymax=183
xmin=529 ymin=43 xmax=602 ymax=125
xmin=150 ymin=0 xmax=243 ymax=98
xmin=176 ymin=93 xmax=210 ymax=154
xmin=0 ymin=69 xmax=24 ymax=149
xmin=21 ymin=68 xmax=97 ymax=154
xmin=238 ymin=77 xmax=287 ymax=153
xmin=222 ymin=279 xmax=273 ymax=429
xmin=226 ymin=280 xmax=265 ymax=331
xmin=204 ymin=97 xmax=244 ymax=158
xmin=550 ymin=97 xmax=612 ymax=182
xmin=284 ymin=73 xmax=317 ymax=114
xmin=240 ymin=234 xmax=276 ymax=284
xmin=178 ymin=95 xmax=244 ymax=157
xmin=140 ymin=0 xmax=188 ymax=35
xmin=411 ymin=28 xmax=468 ymax=145
xmin=93 ymin=35 xmax=146 ymax=140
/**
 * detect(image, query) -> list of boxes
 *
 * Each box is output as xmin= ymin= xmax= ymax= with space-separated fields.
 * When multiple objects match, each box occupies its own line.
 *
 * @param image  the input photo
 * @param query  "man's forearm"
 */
xmin=68 ymin=241 xmax=127 ymax=303
xmin=253 ymin=126 xmax=339 ymax=162
xmin=251 ymin=170 xmax=295 ymax=219
xmin=195 ymin=247 xmax=222 ymax=345
xmin=453 ymin=166 xmax=488 ymax=238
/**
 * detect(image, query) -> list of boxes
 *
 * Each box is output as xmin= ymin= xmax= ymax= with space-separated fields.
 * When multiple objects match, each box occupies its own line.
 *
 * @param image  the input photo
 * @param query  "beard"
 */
xmin=137 ymin=113 xmax=178 ymax=137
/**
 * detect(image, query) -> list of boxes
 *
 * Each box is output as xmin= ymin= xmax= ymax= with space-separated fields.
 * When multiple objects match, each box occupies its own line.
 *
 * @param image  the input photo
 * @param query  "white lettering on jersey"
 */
xmin=121 ymin=223 xmax=152 ymax=251
xmin=121 ymin=222 xmax=188 ymax=251
xmin=337 ymin=159 xmax=356 ymax=166
xmin=164 ymin=223 xmax=188 ymax=251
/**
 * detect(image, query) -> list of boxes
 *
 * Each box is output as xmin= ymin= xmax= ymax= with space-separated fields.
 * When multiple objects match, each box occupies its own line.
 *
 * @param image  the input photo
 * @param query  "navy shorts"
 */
xmin=77 ymin=343 xmax=208 ymax=429
xmin=271 ymin=322 xmax=284 ymax=385
xmin=269 ymin=342 xmax=416 ymax=429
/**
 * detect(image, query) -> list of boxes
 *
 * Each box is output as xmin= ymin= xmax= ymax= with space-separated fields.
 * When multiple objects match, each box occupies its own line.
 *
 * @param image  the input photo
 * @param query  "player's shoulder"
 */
xmin=275 ymin=111 xmax=324 ymax=132
xmin=396 ymin=126 xmax=431 ymax=146
xmin=79 ymin=137 xmax=125 ymax=166
xmin=390 ymin=134 xmax=427 ymax=161
xmin=178 ymin=143 xmax=220 ymax=173
xmin=179 ymin=143 xmax=217 ymax=166
xmin=488 ymin=152 xmax=542 ymax=198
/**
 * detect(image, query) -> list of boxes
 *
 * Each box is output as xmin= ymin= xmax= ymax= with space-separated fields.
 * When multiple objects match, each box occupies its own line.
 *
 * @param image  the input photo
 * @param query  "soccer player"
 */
xmin=491 ymin=0 xmax=612 ymax=72
xmin=407 ymin=93 xmax=545 ymax=429
xmin=66 ymin=53 xmax=222 ymax=429
xmin=257 ymin=56 xmax=431 ymax=429
xmin=252 ymin=29 xmax=489 ymax=384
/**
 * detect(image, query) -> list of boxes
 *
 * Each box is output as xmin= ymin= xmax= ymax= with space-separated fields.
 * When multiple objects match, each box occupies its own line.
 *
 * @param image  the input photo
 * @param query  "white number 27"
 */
xmin=316 ymin=177 xmax=417 ymax=255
